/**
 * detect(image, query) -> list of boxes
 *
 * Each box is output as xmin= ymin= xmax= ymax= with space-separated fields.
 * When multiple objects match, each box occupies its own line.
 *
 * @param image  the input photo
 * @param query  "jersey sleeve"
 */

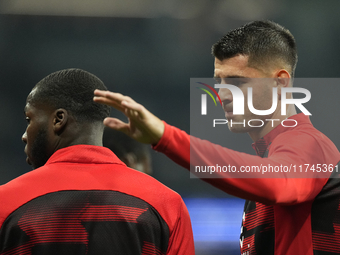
xmin=166 ymin=198 xmax=195 ymax=255
xmin=153 ymin=122 xmax=338 ymax=205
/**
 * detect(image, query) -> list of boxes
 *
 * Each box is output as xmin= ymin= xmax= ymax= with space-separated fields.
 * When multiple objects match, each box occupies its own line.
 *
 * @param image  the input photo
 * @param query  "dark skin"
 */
xmin=22 ymin=88 xmax=104 ymax=169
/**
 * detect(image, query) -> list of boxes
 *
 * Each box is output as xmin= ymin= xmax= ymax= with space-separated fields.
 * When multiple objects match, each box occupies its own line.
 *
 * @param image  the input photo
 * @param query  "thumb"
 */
xmin=103 ymin=117 xmax=131 ymax=136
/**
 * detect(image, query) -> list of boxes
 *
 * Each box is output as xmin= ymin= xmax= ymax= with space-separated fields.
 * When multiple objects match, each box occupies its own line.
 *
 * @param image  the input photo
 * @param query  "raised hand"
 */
xmin=94 ymin=89 xmax=164 ymax=145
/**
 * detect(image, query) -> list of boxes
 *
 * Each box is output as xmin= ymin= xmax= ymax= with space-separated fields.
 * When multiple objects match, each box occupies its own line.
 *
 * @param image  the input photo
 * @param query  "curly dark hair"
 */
xmin=29 ymin=68 xmax=110 ymax=123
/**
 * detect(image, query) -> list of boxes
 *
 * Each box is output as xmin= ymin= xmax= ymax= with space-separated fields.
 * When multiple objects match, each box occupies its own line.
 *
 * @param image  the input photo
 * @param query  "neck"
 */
xmin=248 ymin=105 xmax=297 ymax=142
xmin=54 ymin=122 xmax=104 ymax=152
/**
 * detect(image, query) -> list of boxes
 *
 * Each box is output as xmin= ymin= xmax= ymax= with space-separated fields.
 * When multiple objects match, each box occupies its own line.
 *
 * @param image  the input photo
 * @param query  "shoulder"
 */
xmin=270 ymin=122 xmax=340 ymax=163
xmin=117 ymin=167 xmax=184 ymax=210
xmin=0 ymin=164 xmax=186 ymax=231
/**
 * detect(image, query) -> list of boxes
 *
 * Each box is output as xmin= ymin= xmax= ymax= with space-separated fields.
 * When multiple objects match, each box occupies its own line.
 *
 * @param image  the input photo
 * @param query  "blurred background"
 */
xmin=1 ymin=0 xmax=340 ymax=254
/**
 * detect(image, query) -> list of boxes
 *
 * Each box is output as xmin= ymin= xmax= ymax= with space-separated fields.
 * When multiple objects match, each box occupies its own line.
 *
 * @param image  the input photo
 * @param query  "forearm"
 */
xmin=153 ymin=122 xmax=190 ymax=169
xmin=153 ymin=122 xmax=330 ymax=205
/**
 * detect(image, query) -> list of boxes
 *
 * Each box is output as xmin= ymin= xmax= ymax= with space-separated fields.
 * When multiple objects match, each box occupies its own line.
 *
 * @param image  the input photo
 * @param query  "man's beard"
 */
xmin=31 ymin=127 xmax=50 ymax=169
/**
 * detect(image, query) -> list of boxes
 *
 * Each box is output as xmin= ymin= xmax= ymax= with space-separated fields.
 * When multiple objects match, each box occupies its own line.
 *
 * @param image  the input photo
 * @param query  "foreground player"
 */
xmin=0 ymin=68 xmax=194 ymax=254
xmin=94 ymin=21 xmax=340 ymax=255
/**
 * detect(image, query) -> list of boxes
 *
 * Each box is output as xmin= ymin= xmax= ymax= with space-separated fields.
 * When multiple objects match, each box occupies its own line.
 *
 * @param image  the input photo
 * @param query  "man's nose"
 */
xmin=22 ymin=131 xmax=27 ymax=144
xmin=218 ymin=88 xmax=233 ymax=104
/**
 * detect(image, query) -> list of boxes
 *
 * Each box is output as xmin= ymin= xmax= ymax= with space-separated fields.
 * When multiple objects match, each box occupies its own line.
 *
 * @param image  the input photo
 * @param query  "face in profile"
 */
xmin=214 ymin=56 xmax=279 ymax=135
xmin=22 ymin=90 xmax=54 ymax=169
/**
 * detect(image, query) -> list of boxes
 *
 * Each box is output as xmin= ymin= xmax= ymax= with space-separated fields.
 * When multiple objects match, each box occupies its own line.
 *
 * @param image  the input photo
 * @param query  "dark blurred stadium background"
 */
xmin=1 ymin=0 xmax=340 ymax=254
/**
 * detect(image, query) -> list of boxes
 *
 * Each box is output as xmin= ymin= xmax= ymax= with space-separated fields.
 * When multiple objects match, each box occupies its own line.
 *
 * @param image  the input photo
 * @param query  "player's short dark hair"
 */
xmin=30 ymin=68 xmax=110 ymax=122
xmin=212 ymin=20 xmax=298 ymax=76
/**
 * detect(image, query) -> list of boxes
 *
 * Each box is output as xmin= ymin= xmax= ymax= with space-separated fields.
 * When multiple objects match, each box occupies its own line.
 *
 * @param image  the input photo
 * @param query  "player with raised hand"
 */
xmin=94 ymin=20 xmax=340 ymax=255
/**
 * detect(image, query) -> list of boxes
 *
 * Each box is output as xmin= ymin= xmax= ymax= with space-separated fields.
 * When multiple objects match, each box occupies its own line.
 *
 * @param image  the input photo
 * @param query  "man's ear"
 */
xmin=53 ymin=108 xmax=68 ymax=135
xmin=274 ymin=69 xmax=291 ymax=99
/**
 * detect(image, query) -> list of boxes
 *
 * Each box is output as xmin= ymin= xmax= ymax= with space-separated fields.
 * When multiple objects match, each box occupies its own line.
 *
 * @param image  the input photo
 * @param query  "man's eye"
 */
xmin=225 ymin=79 xmax=244 ymax=87
xmin=231 ymin=80 xmax=242 ymax=86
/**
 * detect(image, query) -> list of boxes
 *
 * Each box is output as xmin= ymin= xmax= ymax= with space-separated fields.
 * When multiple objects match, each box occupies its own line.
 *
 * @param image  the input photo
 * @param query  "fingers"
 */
xmin=103 ymin=117 xmax=131 ymax=135
xmin=121 ymin=100 xmax=144 ymax=113
xmin=94 ymin=89 xmax=164 ymax=144
xmin=124 ymin=106 xmax=145 ymax=121
xmin=93 ymin=90 xmax=124 ymax=112
xmin=94 ymin=89 xmax=135 ymax=105
xmin=94 ymin=89 xmax=140 ymax=114
xmin=94 ymin=89 xmax=146 ymax=120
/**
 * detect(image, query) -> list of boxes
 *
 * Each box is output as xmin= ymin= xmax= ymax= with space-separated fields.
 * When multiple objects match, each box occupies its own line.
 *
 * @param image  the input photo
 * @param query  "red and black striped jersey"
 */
xmin=0 ymin=145 xmax=194 ymax=255
xmin=154 ymin=113 xmax=340 ymax=255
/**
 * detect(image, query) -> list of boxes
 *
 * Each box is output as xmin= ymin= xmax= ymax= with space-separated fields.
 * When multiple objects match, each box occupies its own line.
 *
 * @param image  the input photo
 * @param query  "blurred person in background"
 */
xmin=103 ymin=127 xmax=152 ymax=175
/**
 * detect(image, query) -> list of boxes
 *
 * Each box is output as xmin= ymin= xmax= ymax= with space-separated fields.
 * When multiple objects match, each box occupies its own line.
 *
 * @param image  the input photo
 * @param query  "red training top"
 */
xmin=0 ymin=145 xmax=194 ymax=255
xmin=154 ymin=113 xmax=340 ymax=255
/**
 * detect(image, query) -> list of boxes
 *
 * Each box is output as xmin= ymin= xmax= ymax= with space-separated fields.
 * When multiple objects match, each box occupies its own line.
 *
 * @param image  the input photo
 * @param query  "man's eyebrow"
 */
xmin=213 ymin=75 xmax=247 ymax=78
xmin=225 ymin=75 xmax=247 ymax=78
